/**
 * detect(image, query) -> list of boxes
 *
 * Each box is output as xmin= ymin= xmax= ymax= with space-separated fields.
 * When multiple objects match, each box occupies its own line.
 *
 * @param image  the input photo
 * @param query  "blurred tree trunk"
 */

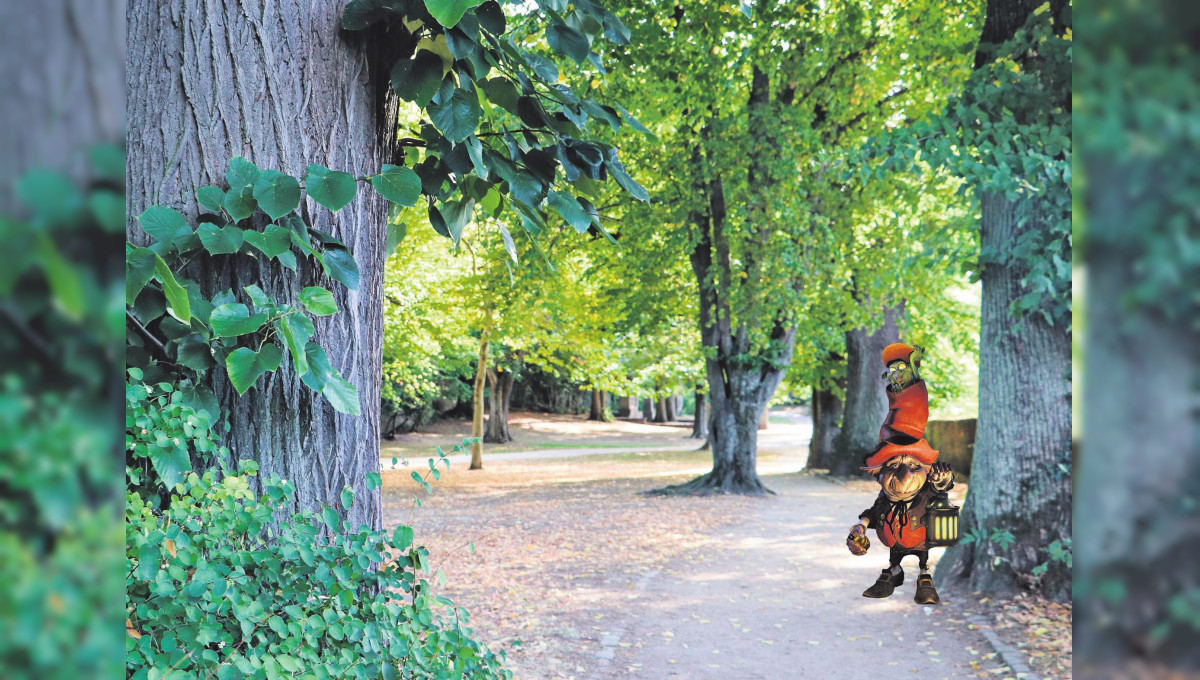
xmin=665 ymin=395 xmax=677 ymax=421
xmin=127 ymin=0 xmax=397 ymax=529
xmin=690 ymin=388 xmax=708 ymax=439
xmin=484 ymin=366 xmax=514 ymax=443
xmin=469 ymin=336 xmax=488 ymax=469
xmin=828 ymin=304 xmax=903 ymax=476
xmin=936 ymin=0 xmax=1072 ymax=602
xmin=654 ymin=396 xmax=669 ymax=422
xmin=641 ymin=397 xmax=655 ymax=422
xmin=806 ymin=384 xmax=845 ymax=470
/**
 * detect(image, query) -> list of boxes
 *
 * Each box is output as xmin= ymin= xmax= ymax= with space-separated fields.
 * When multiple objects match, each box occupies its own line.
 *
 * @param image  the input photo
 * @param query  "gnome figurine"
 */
xmin=845 ymin=343 xmax=954 ymax=604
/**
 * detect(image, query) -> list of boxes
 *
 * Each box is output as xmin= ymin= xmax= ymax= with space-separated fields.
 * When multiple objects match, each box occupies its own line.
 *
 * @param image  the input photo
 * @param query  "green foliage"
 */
xmin=127 ymin=157 xmax=364 ymax=413
xmin=125 ymin=369 xmax=229 ymax=492
xmin=860 ymin=3 xmax=1072 ymax=329
xmin=125 ymin=461 xmax=510 ymax=680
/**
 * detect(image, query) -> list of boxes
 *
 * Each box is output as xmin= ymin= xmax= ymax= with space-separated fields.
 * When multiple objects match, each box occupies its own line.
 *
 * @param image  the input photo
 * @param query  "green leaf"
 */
xmin=422 ymin=0 xmax=484 ymax=28
xmin=322 ymin=506 xmax=340 ymax=530
xmin=304 ymin=164 xmax=358 ymax=212
xmin=439 ymin=198 xmax=475 ymax=244
xmin=547 ymin=190 xmax=592 ymax=233
xmin=498 ymin=223 xmax=518 ymax=262
xmin=385 ymin=222 xmax=408 ymax=256
xmin=244 ymin=284 xmax=273 ymax=309
xmin=35 ymin=234 xmax=84 ymax=320
xmin=546 ymin=22 xmax=589 ymax=64
xmin=299 ymin=287 xmax=338 ymax=316
xmin=428 ymin=86 xmax=481 ymax=142
xmin=154 ymin=255 xmax=191 ymax=323
xmin=366 ymin=472 xmax=382 ymax=490
xmin=88 ymin=143 xmax=126 ymax=182
xmin=175 ymin=336 xmax=214 ymax=371
xmin=392 ymin=525 xmax=414 ymax=549
xmin=605 ymin=150 xmax=649 ymax=201
xmin=138 ymin=206 xmax=192 ymax=248
xmin=17 ymin=170 xmax=84 ymax=226
xmin=391 ymin=51 xmax=446 ymax=106
xmin=370 ymin=165 xmax=421 ymax=207
xmin=88 ymin=190 xmax=125 ymax=232
xmin=480 ymin=77 xmax=520 ymax=115
xmin=226 ymin=156 xmax=260 ymax=191
xmin=279 ymin=313 xmax=315 ymax=376
xmin=209 ymin=304 xmax=269 ymax=338
xmin=197 ymin=224 xmax=245 ymax=255
xmin=225 ymin=344 xmax=283 ymax=394
xmin=223 ymin=187 xmax=257 ymax=222
xmin=253 ymin=170 xmax=302 ymax=220
xmin=243 ymin=224 xmax=294 ymax=259
xmin=126 ymin=247 xmax=157 ymax=306
xmin=322 ymin=246 xmax=360 ymax=290
xmin=322 ymin=370 xmax=361 ymax=415
xmin=342 ymin=0 xmax=388 ymax=29
xmin=196 ymin=186 xmax=226 ymax=213
xmin=340 ymin=487 xmax=354 ymax=510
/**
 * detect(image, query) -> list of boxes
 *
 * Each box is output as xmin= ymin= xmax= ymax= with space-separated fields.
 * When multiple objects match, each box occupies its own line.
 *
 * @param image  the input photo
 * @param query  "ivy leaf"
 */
xmin=428 ymin=85 xmax=481 ymax=142
xmin=304 ymin=164 xmax=357 ymax=212
xmin=322 ymin=246 xmax=360 ymax=290
xmin=392 ymin=525 xmax=415 ymax=549
xmin=126 ymin=247 xmax=157 ymax=306
xmin=279 ymin=314 xmax=315 ymax=376
xmin=299 ymin=287 xmax=338 ymax=316
xmin=196 ymin=186 xmax=226 ymax=213
xmin=547 ymin=190 xmax=592 ymax=233
xmin=223 ymin=187 xmax=257 ymax=222
xmin=253 ymin=170 xmax=302 ymax=220
xmin=226 ymin=156 xmax=260 ymax=191
xmin=546 ymin=22 xmax=589 ymax=64
xmin=138 ymin=206 xmax=192 ymax=249
xmin=225 ymin=344 xmax=284 ymax=395
xmin=154 ymin=255 xmax=191 ymax=323
xmin=210 ymin=304 xmax=269 ymax=338
xmin=197 ymin=224 xmax=245 ymax=255
xmin=370 ymin=165 xmax=421 ymax=206
xmin=243 ymin=224 xmax=294 ymax=259
xmin=422 ymin=0 xmax=484 ymax=29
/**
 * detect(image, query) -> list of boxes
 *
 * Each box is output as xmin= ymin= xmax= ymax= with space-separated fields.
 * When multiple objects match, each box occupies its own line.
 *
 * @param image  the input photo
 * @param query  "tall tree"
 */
xmin=829 ymin=303 xmax=903 ymax=475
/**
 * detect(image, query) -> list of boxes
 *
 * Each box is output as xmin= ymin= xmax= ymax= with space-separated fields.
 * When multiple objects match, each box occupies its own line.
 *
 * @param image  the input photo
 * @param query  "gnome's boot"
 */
xmin=914 ymin=572 xmax=941 ymax=605
xmin=863 ymin=567 xmax=904 ymax=598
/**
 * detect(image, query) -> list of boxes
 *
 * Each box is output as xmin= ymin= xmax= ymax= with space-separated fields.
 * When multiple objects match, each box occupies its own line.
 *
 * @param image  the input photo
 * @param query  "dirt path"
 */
xmin=382 ymin=409 xmax=1012 ymax=680
xmin=586 ymin=472 xmax=1003 ymax=680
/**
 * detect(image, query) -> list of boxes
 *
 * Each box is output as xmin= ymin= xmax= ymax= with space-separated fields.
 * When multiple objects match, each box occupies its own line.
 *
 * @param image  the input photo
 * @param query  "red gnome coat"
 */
xmin=858 ymin=343 xmax=946 ymax=551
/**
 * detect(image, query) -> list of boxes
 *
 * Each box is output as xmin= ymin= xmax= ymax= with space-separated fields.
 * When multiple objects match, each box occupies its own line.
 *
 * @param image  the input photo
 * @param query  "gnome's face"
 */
xmin=883 ymin=359 xmax=916 ymax=392
xmin=877 ymin=454 xmax=929 ymax=502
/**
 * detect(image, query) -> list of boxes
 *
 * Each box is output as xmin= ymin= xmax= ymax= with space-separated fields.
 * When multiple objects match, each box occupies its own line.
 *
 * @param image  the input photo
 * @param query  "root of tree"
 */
xmin=644 ymin=470 xmax=774 ymax=497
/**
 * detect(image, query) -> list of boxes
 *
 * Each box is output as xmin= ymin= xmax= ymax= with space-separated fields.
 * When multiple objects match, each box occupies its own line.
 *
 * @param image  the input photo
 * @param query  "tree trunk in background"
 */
xmin=664 ymin=395 xmax=677 ymax=421
xmin=690 ymin=388 xmax=708 ymax=439
xmin=936 ymin=194 xmax=1072 ymax=600
xmin=936 ymin=0 xmax=1072 ymax=602
xmin=127 ymin=0 xmax=397 ymax=530
xmin=641 ymin=397 xmax=655 ymax=422
xmin=654 ymin=396 xmax=669 ymax=422
xmin=828 ymin=304 xmax=903 ymax=476
xmin=806 ymin=386 xmax=844 ymax=470
xmin=484 ymin=367 xmax=513 ymax=443
xmin=588 ymin=389 xmax=604 ymax=421
xmin=469 ymin=336 xmax=488 ymax=469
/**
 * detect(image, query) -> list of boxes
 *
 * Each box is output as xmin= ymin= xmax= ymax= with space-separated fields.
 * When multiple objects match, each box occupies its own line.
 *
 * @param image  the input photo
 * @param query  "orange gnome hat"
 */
xmin=881 ymin=343 xmax=917 ymax=366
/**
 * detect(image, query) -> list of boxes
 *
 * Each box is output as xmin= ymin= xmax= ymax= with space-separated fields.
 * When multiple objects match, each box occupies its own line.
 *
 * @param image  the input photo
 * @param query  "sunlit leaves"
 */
xmin=422 ymin=0 xmax=484 ymax=29
xmin=299 ymin=287 xmax=338 ymax=316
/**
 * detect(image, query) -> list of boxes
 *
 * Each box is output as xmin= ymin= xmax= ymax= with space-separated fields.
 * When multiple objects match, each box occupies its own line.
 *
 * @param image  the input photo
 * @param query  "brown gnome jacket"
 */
xmin=859 ymin=379 xmax=949 ymax=550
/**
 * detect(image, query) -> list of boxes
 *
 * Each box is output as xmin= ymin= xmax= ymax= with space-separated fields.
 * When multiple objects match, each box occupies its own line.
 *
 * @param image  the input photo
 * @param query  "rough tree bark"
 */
xmin=689 ymin=387 xmax=708 ymax=439
xmin=126 ymin=0 xmax=397 ymax=530
xmin=806 ymin=384 xmax=844 ymax=470
xmin=653 ymin=66 xmax=797 ymax=495
xmin=484 ymin=366 xmax=514 ymax=443
xmin=469 ymin=335 xmax=488 ymax=469
xmin=828 ymin=304 xmax=903 ymax=476
xmin=936 ymin=0 xmax=1073 ymax=602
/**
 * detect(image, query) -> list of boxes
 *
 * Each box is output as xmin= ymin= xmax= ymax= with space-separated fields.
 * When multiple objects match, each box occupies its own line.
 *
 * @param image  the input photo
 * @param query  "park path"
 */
xmin=583 ymin=472 xmax=1003 ymax=680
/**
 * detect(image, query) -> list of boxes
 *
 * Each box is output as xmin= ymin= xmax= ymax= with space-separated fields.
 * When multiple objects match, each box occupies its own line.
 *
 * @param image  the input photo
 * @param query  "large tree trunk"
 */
xmin=640 ymin=397 xmax=655 ymax=422
xmin=828 ymin=303 xmax=903 ymax=476
xmin=587 ymin=388 xmax=612 ymax=421
xmin=127 ymin=0 xmax=396 ymax=530
xmin=654 ymin=396 xmax=669 ymax=422
xmin=664 ymin=395 xmax=677 ymax=421
xmin=935 ymin=194 xmax=1072 ymax=600
xmin=806 ymin=385 xmax=845 ymax=470
xmin=690 ymin=388 xmax=708 ymax=439
xmin=469 ymin=336 xmax=488 ymax=469
xmin=935 ymin=0 xmax=1073 ymax=602
xmin=484 ymin=366 xmax=514 ymax=443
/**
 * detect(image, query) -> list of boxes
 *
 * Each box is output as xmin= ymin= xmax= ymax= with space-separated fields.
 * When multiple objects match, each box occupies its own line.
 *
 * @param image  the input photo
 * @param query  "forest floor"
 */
xmin=380 ymin=407 xmax=1072 ymax=680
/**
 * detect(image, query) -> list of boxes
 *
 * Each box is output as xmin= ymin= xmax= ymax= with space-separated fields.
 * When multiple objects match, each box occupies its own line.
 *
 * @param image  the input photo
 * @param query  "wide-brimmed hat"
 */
xmin=862 ymin=438 xmax=938 ymax=470
xmin=881 ymin=342 xmax=916 ymax=366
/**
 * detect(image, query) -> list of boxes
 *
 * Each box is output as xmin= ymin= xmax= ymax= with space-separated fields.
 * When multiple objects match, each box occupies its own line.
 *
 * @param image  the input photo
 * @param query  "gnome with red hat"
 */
xmin=845 ymin=342 xmax=954 ymax=604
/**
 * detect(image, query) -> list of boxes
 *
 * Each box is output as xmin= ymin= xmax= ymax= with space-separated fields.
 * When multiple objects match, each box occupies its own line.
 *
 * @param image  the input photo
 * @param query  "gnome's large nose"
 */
xmin=895 ymin=467 xmax=911 ymax=483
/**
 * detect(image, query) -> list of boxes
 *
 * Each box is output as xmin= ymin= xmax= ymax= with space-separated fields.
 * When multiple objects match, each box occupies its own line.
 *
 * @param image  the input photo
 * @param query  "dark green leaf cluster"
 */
xmin=126 ymin=456 xmax=509 ymax=680
xmin=342 ymin=0 xmax=646 ymax=251
xmin=858 ymin=4 xmax=1072 ymax=329
xmin=127 ymin=157 xmax=379 ymax=414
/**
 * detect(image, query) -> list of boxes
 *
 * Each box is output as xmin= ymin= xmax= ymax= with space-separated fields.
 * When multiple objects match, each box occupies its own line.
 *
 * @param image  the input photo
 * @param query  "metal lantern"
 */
xmin=925 ymin=496 xmax=960 ymax=547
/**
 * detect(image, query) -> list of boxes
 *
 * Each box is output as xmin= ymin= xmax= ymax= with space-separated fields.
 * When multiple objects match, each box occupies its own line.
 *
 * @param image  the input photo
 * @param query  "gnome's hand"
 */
xmin=847 ymin=524 xmax=870 ymax=555
xmin=929 ymin=462 xmax=953 ymax=490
